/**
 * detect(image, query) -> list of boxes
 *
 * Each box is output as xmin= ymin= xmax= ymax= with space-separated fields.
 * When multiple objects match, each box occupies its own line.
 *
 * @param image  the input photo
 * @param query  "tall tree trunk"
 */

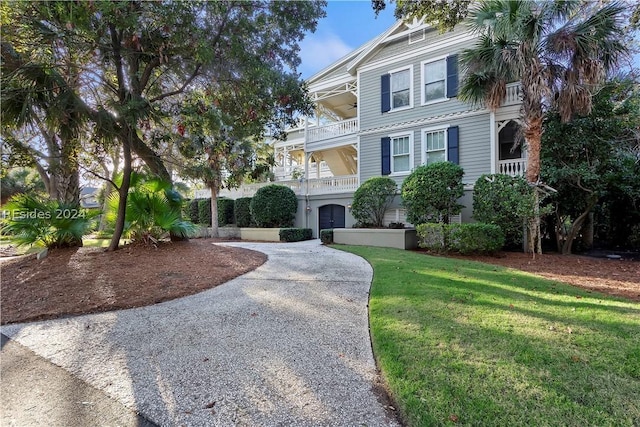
xmin=523 ymin=105 xmax=544 ymax=254
xmin=581 ymin=212 xmax=594 ymax=250
xmin=210 ymin=184 xmax=219 ymax=238
xmin=108 ymin=133 xmax=133 ymax=251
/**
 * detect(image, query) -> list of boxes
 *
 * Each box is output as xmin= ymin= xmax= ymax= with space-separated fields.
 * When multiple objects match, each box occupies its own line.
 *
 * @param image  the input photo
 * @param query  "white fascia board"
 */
xmin=358 ymin=32 xmax=476 ymax=74
xmin=308 ymin=74 xmax=356 ymax=93
xmin=307 ymin=39 xmax=375 ymax=83
xmin=346 ymin=20 xmax=406 ymax=74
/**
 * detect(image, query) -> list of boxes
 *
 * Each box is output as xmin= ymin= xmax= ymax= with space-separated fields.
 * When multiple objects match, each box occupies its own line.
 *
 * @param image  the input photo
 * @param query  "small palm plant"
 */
xmin=1 ymin=194 xmax=97 ymax=249
xmin=105 ymin=174 xmax=196 ymax=246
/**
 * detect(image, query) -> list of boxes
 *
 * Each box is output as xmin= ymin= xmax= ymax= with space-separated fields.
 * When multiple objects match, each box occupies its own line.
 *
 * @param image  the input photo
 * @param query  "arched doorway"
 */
xmin=319 ymin=204 xmax=345 ymax=231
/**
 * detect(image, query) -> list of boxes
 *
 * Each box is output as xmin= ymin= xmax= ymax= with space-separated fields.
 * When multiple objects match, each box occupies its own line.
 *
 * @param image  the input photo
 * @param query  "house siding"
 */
xmin=359 ymin=37 xmax=479 ymax=132
xmin=359 ymin=114 xmax=491 ymax=186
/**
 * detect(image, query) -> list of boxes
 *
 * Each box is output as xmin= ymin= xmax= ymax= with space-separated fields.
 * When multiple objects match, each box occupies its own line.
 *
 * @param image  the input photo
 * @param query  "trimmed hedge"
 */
xmin=448 ymin=223 xmax=505 ymax=254
xmin=416 ymin=223 xmax=504 ymax=254
xmin=188 ymin=199 xmax=200 ymax=224
xmin=320 ymin=228 xmax=334 ymax=244
xmin=279 ymin=228 xmax=312 ymax=242
xmin=234 ymin=197 xmax=253 ymax=227
xmin=415 ymin=223 xmax=446 ymax=253
xmin=250 ymin=184 xmax=297 ymax=228
xmin=217 ymin=197 xmax=235 ymax=226
xmin=198 ymin=198 xmax=212 ymax=226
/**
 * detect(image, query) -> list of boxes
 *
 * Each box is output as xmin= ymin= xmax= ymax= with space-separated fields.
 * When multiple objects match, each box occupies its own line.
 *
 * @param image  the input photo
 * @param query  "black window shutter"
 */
xmin=381 ymin=137 xmax=391 ymax=175
xmin=446 ymin=54 xmax=459 ymax=98
xmin=447 ymin=126 xmax=459 ymax=164
xmin=381 ymin=74 xmax=391 ymax=113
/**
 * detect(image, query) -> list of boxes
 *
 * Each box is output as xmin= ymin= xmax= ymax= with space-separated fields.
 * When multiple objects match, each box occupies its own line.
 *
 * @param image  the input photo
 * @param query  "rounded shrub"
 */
xmin=250 ymin=184 xmax=298 ymax=228
xmin=401 ymin=162 xmax=464 ymax=225
xmin=473 ymin=174 xmax=534 ymax=248
xmin=351 ymin=177 xmax=398 ymax=228
xmin=234 ymin=197 xmax=253 ymax=227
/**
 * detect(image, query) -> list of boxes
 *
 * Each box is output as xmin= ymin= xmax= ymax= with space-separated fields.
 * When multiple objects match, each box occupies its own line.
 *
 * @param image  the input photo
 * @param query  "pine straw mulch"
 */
xmin=1 ymin=239 xmax=266 ymax=325
xmin=448 ymin=251 xmax=640 ymax=302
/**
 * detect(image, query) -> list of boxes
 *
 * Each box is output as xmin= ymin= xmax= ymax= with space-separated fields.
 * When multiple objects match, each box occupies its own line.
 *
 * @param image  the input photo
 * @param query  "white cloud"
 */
xmin=298 ymin=32 xmax=353 ymax=78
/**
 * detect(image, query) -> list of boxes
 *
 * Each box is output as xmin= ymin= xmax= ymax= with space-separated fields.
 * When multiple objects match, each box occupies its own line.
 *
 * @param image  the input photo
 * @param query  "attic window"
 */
xmin=409 ymin=29 xmax=425 ymax=44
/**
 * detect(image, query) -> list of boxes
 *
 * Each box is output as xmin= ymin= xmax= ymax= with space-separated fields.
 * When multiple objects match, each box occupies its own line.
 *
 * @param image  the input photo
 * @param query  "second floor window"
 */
xmin=424 ymin=130 xmax=446 ymax=164
xmin=392 ymin=135 xmax=411 ymax=173
xmin=391 ymin=68 xmax=411 ymax=109
xmin=423 ymin=59 xmax=446 ymax=103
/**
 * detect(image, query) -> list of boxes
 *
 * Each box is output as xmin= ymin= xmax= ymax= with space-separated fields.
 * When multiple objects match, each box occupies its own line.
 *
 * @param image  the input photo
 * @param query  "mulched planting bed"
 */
xmin=1 ymin=239 xmax=266 ymax=324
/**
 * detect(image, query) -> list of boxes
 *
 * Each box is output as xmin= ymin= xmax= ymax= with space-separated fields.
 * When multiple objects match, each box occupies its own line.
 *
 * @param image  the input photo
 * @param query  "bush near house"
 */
xmin=217 ymin=197 xmax=235 ymax=226
xmin=473 ymin=174 xmax=534 ymax=248
xmin=279 ymin=228 xmax=312 ymax=242
xmin=401 ymin=162 xmax=464 ymax=225
xmin=351 ymin=176 xmax=398 ymax=228
xmin=320 ymin=228 xmax=334 ymax=244
xmin=250 ymin=184 xmax=297 ymax=228
xmin=416 ymin=222 xmax=504 ymax=254
xmin=198 ymin=199 xmax=212 ymax=226
xmin=234 ymin=197 xmax=253 ymax=227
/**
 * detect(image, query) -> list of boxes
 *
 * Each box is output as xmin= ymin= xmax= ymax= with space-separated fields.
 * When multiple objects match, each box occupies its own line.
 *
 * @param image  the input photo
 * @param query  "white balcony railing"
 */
xmin=210 ymin=174 xmax=359 ymax=199
xmin=498 ymin=158 xmax=527 ymax=177
xmin=503 ymin=83 xmax=522 ymax=106
xmin=306 ymin=175 xmax=358 ymax=195
xmin=307 ymin=118 xmax=358 ymax=143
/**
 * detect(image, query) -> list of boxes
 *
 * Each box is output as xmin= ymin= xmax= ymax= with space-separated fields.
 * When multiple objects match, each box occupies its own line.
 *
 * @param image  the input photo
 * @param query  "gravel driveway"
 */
xmin=1 ymin=240 xmax=399 ymax=426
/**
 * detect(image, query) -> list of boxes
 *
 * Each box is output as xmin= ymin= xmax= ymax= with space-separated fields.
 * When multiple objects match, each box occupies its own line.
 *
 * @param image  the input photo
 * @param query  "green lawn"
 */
xmin=338 ymin=246 xmax=640 ymax=427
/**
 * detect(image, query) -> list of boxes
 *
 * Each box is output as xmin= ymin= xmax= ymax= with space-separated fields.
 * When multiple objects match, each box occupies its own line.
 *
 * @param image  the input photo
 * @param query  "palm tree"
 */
xmin=459 ymin=0 xmax=628 ymax=253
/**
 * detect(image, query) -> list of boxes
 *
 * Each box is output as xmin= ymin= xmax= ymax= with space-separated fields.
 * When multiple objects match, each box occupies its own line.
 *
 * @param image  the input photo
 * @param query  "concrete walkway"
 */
xmin=1 ymin=240 xmax=399 ymax=427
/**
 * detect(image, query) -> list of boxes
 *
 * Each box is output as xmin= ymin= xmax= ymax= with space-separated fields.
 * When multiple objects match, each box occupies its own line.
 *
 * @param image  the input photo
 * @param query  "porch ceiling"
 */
xmin=316 ymin=93 xmax=357 ymax=120
xmin=311 ymin=80 xmax=358 ymax=120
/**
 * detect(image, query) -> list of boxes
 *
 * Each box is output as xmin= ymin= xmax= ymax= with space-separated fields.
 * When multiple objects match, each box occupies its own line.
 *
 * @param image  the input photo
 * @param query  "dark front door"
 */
xmin=319 ymin=204 xmax=345 ymax=231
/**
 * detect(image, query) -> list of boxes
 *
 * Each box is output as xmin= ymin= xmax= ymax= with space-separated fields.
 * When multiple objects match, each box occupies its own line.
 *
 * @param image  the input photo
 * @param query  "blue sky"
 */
xmin=298 ymin=1 xmax=397 ymax=79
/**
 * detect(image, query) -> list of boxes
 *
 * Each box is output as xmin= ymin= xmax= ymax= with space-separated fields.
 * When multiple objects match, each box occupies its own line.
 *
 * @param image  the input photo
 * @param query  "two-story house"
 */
xmin=206 ymin=19 xmax=525 ymax=237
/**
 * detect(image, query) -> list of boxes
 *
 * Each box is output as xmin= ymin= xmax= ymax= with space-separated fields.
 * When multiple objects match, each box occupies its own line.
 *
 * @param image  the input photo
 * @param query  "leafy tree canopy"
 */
xmin=372 ymin=0 xmax=470 ymax=32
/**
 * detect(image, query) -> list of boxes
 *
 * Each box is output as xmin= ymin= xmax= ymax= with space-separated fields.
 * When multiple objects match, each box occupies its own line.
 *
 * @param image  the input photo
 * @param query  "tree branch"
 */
xmin=149 ymin=63 xmax=202 ymax=103
xmin=79 ymin=164 xmax=120 ymax=191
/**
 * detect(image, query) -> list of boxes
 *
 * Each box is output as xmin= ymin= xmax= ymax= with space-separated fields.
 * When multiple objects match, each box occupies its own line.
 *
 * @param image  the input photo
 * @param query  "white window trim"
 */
xmin=421 ymin=55 xmax=449 ymax=106
xmin=389 ymin=131 xmax=414 ymax=176
xmin=420 ymin=125 xmax=450 ymax=165
xmin=388 ymin=65 xmax=413 ymax=112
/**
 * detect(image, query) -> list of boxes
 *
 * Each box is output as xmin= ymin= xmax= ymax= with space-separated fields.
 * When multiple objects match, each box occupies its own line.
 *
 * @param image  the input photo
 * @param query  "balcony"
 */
xmin=502 ymin=83 xmax=522 ymax=107
xmin=210 ymin=174 xmax=359 ymax=199
xmin=307 ymin=118 xmax=358 ymax=143
xmin=498 ymin=158 xmax=527 ymax=177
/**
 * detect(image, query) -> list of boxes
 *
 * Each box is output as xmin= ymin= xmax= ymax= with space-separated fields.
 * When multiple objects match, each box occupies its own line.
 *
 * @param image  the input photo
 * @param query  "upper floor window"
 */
xmin=381 ymin=66 xmax=413 ymax=113
xmin=421 ymin=55 xmax=459 ymax=105
xmin=391 ymin=133 xmax=412 ymax=174
xmin=423 ymin=59 xmax=446 ymax=103
xmin=391 ymin=68 xmax=411 ymax=109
